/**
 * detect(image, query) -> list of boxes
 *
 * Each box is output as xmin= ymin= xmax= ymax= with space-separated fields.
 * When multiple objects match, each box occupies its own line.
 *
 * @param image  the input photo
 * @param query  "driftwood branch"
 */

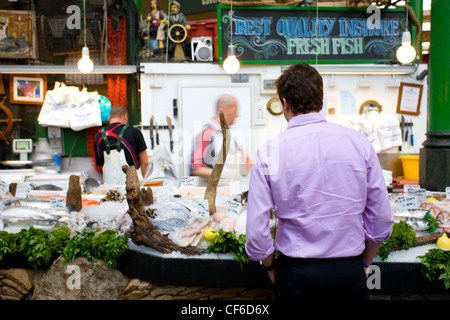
xmin=123 ymin=165 xmax=204 ymax=255
xmin=204 ymin=109 xmax=230 ymax=214
xmin=389 ymin=232 xmax=443 ymax=252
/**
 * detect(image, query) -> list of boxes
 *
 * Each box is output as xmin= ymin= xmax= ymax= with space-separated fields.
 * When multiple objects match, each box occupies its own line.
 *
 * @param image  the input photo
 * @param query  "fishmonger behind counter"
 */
xmin=94 ymin=104 xmax=148 ymax=185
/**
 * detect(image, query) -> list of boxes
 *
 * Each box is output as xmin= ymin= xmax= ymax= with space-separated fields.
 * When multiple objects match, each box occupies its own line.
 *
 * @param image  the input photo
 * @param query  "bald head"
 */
xmin=215 ymin=94 xmax=239 ymax=126
xmin=109 ymin=104 xmax=128 ymax=124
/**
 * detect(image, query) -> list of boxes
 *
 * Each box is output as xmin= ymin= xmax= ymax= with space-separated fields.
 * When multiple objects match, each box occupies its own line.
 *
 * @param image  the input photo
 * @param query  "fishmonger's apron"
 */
xmin=101 ymin=125 xmax=128 ymax=185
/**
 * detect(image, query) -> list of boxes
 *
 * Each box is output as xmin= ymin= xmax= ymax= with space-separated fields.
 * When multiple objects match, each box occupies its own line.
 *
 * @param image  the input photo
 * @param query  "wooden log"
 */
xmin=204 ymin=109 xmax=230 ymax=214
xmin=123 ymin=165 xmax=204 ymax=256
xmin=66 ymin=175 xmax=82 ymax=212
xmin=9 ymin=182 xmax=17 ymax=196
xmin=389 ymin=232 xmax=444 ymax=252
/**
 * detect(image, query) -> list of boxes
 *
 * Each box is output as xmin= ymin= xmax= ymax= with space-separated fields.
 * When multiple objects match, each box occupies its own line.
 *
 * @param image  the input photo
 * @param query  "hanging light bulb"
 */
xmin=223 ymin=0 xmax=239 ymax=74
xmin=396 ymin=31 xmax=416 ymax=64
xmin=223 ymin=44 xmax=240 ymax=74
xmin=78 ymin=46 xmax=94 ymax=73
xmin=77 ymin=0 xmax=94 ymax=73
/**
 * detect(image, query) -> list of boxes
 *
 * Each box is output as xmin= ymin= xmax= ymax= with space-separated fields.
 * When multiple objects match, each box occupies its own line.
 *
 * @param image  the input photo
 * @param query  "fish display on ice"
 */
xmin=0 ymin=195 xmax=71 ymax=234
xmin=69 ymin=201 xmax=131 ymax=235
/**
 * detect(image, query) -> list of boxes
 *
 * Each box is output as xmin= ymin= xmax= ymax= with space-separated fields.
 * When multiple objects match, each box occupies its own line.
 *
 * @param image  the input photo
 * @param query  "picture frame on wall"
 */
xmin=0 ymin=10 xmax=38 ymax=60
xmin=9 ymin=74 xmax=47 ymax=105
xmin=396 ymin=82 xmax=423 ymax=116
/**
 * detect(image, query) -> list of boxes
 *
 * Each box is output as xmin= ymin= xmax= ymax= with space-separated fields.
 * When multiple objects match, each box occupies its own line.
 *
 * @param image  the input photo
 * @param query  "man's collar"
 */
xmin=286 ymin=112 xmax=326 ymax=129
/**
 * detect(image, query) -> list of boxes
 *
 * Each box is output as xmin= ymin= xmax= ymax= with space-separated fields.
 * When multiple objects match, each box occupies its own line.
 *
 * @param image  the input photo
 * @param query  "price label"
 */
xmin=404 ymin=184 xmax=420 ymax=193
xmin=407 ymin=188 xmax=426 ymax=202
xmin=15 ymin=182 xmax=31 ymax=199
xmin=180 ymin=176 xmax=195 ymax=187
xmin=197 ymin=199 xmax=209 ymax=218
xmin=50 ymin=197 xmax=66 ymax=210
xmin=446 ymin=187 xmax=450 ymax=200
xmin=0 ymin=180 xmax=9 ymax=194
xmin=226 ymin=200 xmax=241 ymax=219
xmin=398 ymin=195 xmax=418 ymax=209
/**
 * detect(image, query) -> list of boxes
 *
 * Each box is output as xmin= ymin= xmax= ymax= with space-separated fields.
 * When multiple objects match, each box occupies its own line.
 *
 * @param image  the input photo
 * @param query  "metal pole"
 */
xmin=419 ymin=0 xmax=450 ymax=191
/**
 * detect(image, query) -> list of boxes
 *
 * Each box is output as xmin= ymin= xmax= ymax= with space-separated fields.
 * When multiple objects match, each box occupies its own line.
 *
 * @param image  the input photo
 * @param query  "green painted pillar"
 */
xmin=419 ymin=0 xmax=450 ymax=191
xmin=409 ymin=0 xmax=423 ymax=62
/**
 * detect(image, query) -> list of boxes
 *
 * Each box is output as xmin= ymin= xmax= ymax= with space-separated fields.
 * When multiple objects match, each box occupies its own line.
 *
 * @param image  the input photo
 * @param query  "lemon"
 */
xmin=436 ymin=233 xmax=450 ymax=250
xmin=204 ymin=228 xmax=217 ymax=242
xmin=427 ymin=197 xmax=438 ymax=202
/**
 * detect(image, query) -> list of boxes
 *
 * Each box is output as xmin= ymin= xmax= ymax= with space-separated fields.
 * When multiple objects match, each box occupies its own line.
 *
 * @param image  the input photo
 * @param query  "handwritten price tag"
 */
xmin=197 ymin=199 xmax=209 ymax=218
xmin=180 ymin=176 xmax=195 ymax=187
xmin=407 ymin=188 xmax=426 ymax=202
xmin=50 ymin=197 xmax=66 ymax=210
xmin=404 ymin=184 xmax=420 ymax=193
xmin=15 ymin=182 xmax=31 ymax=199
xmin=0 ymin=180 xmax=9 ymax=194
xmin=398 ymin=195 xmax=418 ymax=209
xmin=226 ymin=200 xmax=241 ymax=219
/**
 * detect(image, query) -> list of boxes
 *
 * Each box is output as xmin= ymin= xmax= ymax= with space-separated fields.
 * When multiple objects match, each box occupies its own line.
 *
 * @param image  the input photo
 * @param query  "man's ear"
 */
xmin=282 ymin=98 xmax=289 ymax=111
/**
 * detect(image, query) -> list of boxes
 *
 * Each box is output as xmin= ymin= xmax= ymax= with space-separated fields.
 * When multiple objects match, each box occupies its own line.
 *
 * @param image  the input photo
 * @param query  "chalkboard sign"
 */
xmin=218 ymin=6 xmax=406 ymax=64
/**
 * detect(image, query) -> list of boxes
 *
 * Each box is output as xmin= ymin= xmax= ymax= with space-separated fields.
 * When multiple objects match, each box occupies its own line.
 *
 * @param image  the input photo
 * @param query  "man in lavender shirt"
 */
xmin=245 ymin=63 xmax=394 ymax=300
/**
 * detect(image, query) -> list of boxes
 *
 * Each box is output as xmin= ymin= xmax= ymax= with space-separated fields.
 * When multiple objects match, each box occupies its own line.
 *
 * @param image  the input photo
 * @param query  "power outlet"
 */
xmin=387 ymin=78 xmax=401 ymax=88
xmin=359 ymin=79 xmax=372 ymax=88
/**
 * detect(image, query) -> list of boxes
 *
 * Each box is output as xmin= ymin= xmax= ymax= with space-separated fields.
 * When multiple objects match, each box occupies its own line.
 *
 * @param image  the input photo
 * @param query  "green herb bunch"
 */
xmin=418 ymin=248 xmax=450 ymax=290
xmin=206 ymin=229 xmax=249 ymax=267
xmin=93 ymin=229 xmax=129 ymax=268
xmin=377 ymin=221 xmax=417 ymax=261
xmin=0 ymin=226 xmax=70 ymax=269
xmin=62 ymin=228 xmax=128 ymax=268
xmin=0 ymin=226 xmax=127 ymax=270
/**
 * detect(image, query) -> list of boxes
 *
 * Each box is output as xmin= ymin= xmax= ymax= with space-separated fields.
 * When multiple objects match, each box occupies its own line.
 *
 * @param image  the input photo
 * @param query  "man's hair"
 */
xmin=109 ymin=104 xmax=127 ymax=119
xmin=275 ymin=63 xmax=323 ymax=115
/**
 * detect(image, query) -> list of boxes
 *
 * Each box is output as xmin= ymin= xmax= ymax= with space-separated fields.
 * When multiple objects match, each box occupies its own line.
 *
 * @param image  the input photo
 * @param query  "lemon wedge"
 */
xmin=436 ymin=233 xmax=450 ymax=250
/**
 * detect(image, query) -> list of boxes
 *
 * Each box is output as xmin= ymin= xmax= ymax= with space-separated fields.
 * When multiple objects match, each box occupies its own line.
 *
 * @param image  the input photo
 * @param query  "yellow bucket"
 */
xmin=399 ymin=155 xmax=419 ymax=180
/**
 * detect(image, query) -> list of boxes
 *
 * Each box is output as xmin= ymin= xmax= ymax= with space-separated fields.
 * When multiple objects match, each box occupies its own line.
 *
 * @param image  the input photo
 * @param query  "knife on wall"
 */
xmin=167 ymin=115 xmax=173 ymax=153
xmin=150 ymin=115 xmax=155 ymax=149
xmin=155 ymin=121 xmax=159 ymax=146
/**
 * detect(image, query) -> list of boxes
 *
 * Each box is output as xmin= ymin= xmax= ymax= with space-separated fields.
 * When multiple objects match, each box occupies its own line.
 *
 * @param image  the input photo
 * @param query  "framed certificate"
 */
xmin=396 ymin=82 xmax=423 ymax=116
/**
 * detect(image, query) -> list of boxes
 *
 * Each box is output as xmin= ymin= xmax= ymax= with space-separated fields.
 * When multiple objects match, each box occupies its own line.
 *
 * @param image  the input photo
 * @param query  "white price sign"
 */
xmin=15 ymin=182 xmax=31 ymax=199
xmin=446 ymin=187 xmax=450 ymax=200
xmin=180 ymin=176 xmax=195 ymax=187
xmin=226 ymin=200 xmax=241 ymax=219
xmin=404 ymin=184 xmax=420 ymax=193
xmin=197 ymin=199 xmax=209 ymax=218
xmin=398 ymin=195 xmax=418 ymax=209
xmin=407 ymin=188 xmax=426 ymax=202
xmin=50 ymin=197 xmax=66 ymax=210
xmin=0 ymin=180 xmax=9 ymax=194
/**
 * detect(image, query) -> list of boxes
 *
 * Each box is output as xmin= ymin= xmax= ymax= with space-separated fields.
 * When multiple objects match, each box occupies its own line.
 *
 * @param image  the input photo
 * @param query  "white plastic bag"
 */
xmin=373 ymin=113 xmax=403 ymax=151
xmin=37 ymin=82 xmax=72 ymax=128
xmin=143 ymin=144 xmax=178 ymax=185
xmin=69 ymin=89 xmax=102 ymax=131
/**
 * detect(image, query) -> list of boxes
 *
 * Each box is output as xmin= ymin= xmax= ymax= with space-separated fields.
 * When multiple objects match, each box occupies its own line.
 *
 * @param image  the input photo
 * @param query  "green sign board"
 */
xmin=218 ymin=5 xmax=407 ymax=64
